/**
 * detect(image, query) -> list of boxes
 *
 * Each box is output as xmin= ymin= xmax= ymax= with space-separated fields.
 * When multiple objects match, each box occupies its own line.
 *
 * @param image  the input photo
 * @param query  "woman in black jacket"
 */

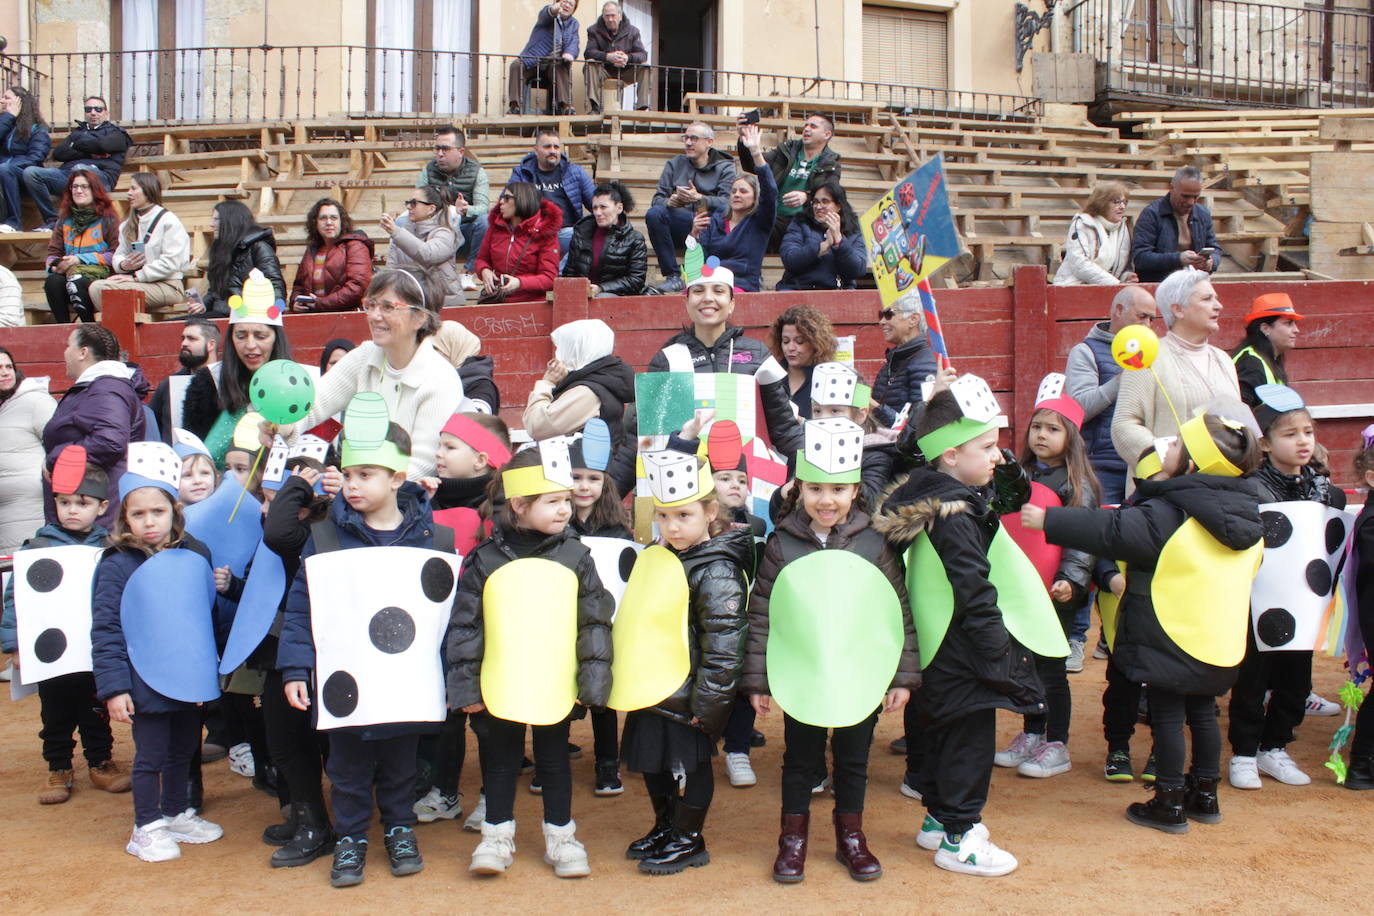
xmin=776 ymin=180 xmax=867 ymax=291
xmin=562 ymin=181 xmax=647 ymax=297
xmin=195 ymin=200 xmax=286 ymax=318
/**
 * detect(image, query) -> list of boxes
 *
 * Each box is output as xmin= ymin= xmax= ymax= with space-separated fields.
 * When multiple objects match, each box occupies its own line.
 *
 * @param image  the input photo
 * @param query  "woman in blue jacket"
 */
xmin=0 ymin=86 xmax=52 ymax=231
xmin=776 ymin=180 xmax=867 ymax=291
xmin=691 ymin=123 xmax=775 ymax=293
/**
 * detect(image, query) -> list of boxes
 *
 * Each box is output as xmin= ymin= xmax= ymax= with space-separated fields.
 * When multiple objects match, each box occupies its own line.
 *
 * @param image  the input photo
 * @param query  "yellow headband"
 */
xmin=502 ymin=465 xmax=572 ymax=499
xmin=1179 ymin=413 xmax=1243 ymax=478
xmin=651 ymin=460 xmax=717 ymax=509
xmin=1135 ymin=450 xmax=1164 ymax=480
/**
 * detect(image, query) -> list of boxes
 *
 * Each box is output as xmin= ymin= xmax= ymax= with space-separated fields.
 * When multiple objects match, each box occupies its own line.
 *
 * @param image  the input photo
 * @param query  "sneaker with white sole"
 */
xmin=470 ymin=820 xmax=516 ymax=875
xmin=994 ymin=732 xmax=1044 ymax=768
xmin=916 ymin=813 xmax=944 ymax=850
xmin=165 ymin=808 xmax=224 ymax=844
xmin=542 ymin=820 xmax=591 ymax=878
xmin=900 ymin=772 xmax=923 ymax=800
xmin=811 ymin=775 xmax=829 ymax=795
xmin=725 ymin=752 xmax=756 ymax=787
xmin=1017 ymin=740 xmax=1072 ymax=778
xmin=1305 ymin=692 xmax=1341 ymax=716
xmin=1092 ymin=638 xmax=1109 ymax=660
xmin=1065 ymin=639 xmax=1086 ymax=674
xmin=460 ymin=272 xmax=478 ymax=292
xmin=1229 ymin=755 xmax=1262 ymax=790
xmin=463 ymin=793 xmax=487 ymax=832
xmin=127 ymin=819 xmax=182 ymax=862
xmin=1256 ymin=748 xmax=1311 ymax=785
xmin=413 ymin=787 xmax=462 ymax=822
xmin=227 ymin=742 xmax=255 ymax=778
xmin=933 ymin=823 xmax=1018 ymax=877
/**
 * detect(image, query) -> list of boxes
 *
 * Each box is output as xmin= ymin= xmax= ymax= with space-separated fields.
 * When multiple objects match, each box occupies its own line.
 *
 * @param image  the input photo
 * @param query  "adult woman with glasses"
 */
xmin=383 ymin=185 xmax=463 ymax=306
xmin=872 ymin=293 xmax=940 ymax=428
xmin=289 ymin=198 xmax=374 ymax=313
xmin=474 ymin=181 xmax=562 ymax=303
xmin=43 ymin=170 xmax=120 ymax=322
xmin=277 ymin=268 xmax=463 ymax=478
xmin=775 ymin=179 xmax=867 ymax=291
xmin=1054 ymin=181 xmax=1137 ymax=286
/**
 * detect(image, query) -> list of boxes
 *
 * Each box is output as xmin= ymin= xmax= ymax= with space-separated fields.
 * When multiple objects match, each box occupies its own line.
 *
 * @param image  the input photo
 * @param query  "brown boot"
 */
xmin=772 ymin=812 xmax=808 ymax=883
xmin=89 ymin=760 xmax=132 ymax=793
xmin=833 ymin=811 xmax=882 ymax=881
xmin=39 ymin=769 xmax=73 ymax=805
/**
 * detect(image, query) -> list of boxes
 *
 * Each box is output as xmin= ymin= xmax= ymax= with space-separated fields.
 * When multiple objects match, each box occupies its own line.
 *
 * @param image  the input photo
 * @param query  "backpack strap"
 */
xmin=431 ymin=523 xmax=455 ymax=555
xmin=309 ymin=518 xmax=342 ymax=555
xmin=140 ymin=207 xmax=167 ymax=245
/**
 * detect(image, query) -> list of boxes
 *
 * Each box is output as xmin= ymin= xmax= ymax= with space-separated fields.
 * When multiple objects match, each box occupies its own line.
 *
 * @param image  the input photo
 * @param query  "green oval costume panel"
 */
xmin=766 ymin=551 xmax=904 ymax=728
xmin=906 ymin=527 xmax=1069 ymax=669
xmin=607 ymin=545 xmax=691 ymax=712
xmin=1153 ymin=518 xmax=1263 ymax=668
xmin=480 ymin=558 xmax=579 ymax=725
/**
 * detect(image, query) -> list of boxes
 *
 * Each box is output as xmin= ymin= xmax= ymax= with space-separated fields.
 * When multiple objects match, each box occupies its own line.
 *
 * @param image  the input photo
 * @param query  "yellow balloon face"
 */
xmin=1112 ymin=324 xmax=1159 ymax=371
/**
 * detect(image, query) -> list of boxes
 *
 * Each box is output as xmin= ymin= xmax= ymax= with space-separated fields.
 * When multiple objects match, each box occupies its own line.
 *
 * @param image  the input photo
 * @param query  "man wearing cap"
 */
xmin=1131 ymin=166 xmax=1221 ymax=283
xmin=1230 ymin=293 xmax=1303 ymax=408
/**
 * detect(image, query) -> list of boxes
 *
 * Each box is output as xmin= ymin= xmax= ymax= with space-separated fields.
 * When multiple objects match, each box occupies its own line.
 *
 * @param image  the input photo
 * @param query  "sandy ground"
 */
xmin=3 ymin=632 xmax=1367 ymax=916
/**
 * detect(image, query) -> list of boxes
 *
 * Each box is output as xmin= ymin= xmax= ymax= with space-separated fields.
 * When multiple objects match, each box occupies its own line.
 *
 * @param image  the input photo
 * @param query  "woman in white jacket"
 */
xmin=382 ymin=185 xmax=464 ymax=306
xmin=0 ymin=347 xmax=57 ymax=554
xmin=89 ymin=173 xmax=192 ymax=312
xmin=0 ymin=264 xmax=21 ymax=327
xmin=1054 ymin=181 xmax=1137 ymax=286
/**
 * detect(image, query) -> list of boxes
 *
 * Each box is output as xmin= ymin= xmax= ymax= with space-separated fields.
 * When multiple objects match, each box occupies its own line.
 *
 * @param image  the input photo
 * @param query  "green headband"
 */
xmin=916 ymin=416 xmax=999 ymax=461
xmin=340 ymin=439 xmax=408 ymax=472
xmin=796 ymin=451 xmax=861 ymax=484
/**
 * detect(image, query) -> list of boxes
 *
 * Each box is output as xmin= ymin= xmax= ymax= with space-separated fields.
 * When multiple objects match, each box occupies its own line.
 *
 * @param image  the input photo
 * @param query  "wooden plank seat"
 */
xmin=683 ymin=93 xmax=887 ymax=125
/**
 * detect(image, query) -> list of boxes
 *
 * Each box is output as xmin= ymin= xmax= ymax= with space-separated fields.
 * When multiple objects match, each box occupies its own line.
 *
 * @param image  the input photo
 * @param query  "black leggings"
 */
xmin=261 ymin=670 xmax=326 ymax=809
xmin=782 ymin=711 xmax=877 ymax=814
xmin=131 ymin=707 xmax=201 ymax=827
xmin=1103 ymin=651 xmax=1145 ymax=752
xmin=1024 ymin=602 xmax=1073 ymax=743
xmin=43 ymin=272 xmax=97 ymax=323
xmin=480 ymin=713 xmax=571 ymax=826
xmin=643 ymin=766 xmax=715 ymax=809
xmin=1147 ymin=685 xmax=1220 ymax=790
xmin=37 ymin=671 xmax=113 ymax=770
xmin=591 ymin=707 xmax=619 ymax=763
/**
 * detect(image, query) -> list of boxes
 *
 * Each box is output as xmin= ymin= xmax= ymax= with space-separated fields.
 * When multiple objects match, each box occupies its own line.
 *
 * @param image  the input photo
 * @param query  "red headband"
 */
xmin=441 ymin=414 xmax=512 ymax=466
xmin=1034 ymin=396 xmax=1085 ymax=431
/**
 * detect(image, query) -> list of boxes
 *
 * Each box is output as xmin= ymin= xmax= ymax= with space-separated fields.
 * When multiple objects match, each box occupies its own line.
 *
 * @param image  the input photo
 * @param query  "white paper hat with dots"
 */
xmin=120 ymin=441 xmax=182 ymax=500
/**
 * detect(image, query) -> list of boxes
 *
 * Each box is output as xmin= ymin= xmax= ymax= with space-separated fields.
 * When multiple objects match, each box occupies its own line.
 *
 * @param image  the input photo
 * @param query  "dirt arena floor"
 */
xmin=3 ymin=630 xmax=1366 ymax=915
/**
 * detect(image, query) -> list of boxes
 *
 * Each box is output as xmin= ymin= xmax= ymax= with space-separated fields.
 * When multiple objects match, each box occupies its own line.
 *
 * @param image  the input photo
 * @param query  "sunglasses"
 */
xmin=498 ymin=192 xmax=515 ymax=202
xmin=878 ymin=308 xmax=896 ymax=320
xmin=404 ymin=198 xmax=434 ymax=208
xmin=84 ymin=105 xmax=105 ymax=113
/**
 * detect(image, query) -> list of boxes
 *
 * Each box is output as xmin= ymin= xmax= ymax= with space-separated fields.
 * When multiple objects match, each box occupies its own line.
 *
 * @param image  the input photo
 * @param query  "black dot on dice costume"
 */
xmin=1326 ymin=517 xmax=1347 ymax=555
xmin=1256 ymin=608 xmax=1296 ymax=647
xmin=1261 ymin=511 xmax=1293 ymax=549
xmin=1305 ymin=558 xmax=1333 ymax=597
xmin=33 ymin=627 xmax=67 ymax=663
xmin=619 ymin=546 xmax=639 ymax=581
xmin=369 ymin=606 xmax=416 ymax=654
xmin=26 ymin=558 xmax=63 ymax=593
xmin=420 ymin=557 xmax=455 ymax=602
xmin=322 ymin=670 xmax=360 ymax=718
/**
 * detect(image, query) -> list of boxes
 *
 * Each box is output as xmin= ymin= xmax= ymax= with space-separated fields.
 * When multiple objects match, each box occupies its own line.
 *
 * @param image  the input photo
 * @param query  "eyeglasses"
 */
xmin=498 ymin=192 xmax=514 ymax=202
xmin=682 ymin=134 xmax=710 ymax=143
xmin=1109 ymin=197 xmax=1129 ymax=205
xmin=84 ymin=105 xmax=105 ymax=113
xmin=361 ymin=298 xmax=420 ymax=316
xmin=434 ymin=144 xmax=458 ymax=152
xmin=404 ymin=198 xmax=434 ymax=208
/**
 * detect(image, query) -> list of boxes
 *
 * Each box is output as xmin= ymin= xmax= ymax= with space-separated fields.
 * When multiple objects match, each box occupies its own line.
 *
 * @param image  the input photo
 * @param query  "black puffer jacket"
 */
xmin=561 ymin=214 xmax=648 ymax=297
xmin=202 ymin=228 xmax=287 ymax=319
xmin=458 ymin=355 xmax=500 ymax=415
xmin=876 ymin=467 xmax=1045 ymax=728
xmin=1252 ymin=460 xmax=1345 ymax=509
xmin=445 ymin=522 xmax=614 ymax=714
xmin=742 ymin=507 xmax=918 ymax=696
xmin=552 ymin=354 xmax=635 ymax=447
xmin=872 ymin=333 xmax=938 ymax=428
xmin=642 ymin=526 xmax=752 ymax=738
xmin=1043 ymin=474 xmax=1263 ymax=696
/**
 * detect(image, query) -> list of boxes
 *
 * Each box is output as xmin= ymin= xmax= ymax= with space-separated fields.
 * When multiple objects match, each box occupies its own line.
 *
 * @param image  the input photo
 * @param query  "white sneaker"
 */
xmin=165 ymin=808 xmax=224 ymax=844
xmin=0 ymin=661 xmax=12 ymax=682
xmin=899 ymin=775 xmax=923 ymax=800
xmin=916 ymin=813 xmax=944 ymax=850
xmin=460 ymin=272 xmax=478 ymax=292
xmin=1092 ymin=638 xmax=1109 ymax=660
xmin=1257 ymin=748 xmax=1312 ymax=786
xmin=933 ymin=823 xmax=1018 ymax=877
xmin=725 ymin=752 xmax=757 ymax=787
xmin=227 ymin=742 xmax=255 ymax=778
xmin=1065 ymin=639 xmax=1086 ymax=674
xmin=994 ymin=732 xmax=1044 ymax=768
xmin=1229 ymin=755 xmax=1262 ymax=790
xmin=1305 ymin=692 xmax=1341 ymax=716
xmin=1017 ymin=740 xmax=1072 ymax=778
xmin=127 ymin=819 xmax=182 ymax=862
xmin=470 ymin=820 xmax=516 ymax=874
xmin=0 ymin=224 xmax=18 ymax=234
xmin=811 ymin=775 xmax=830 ymax=795
xmin=413 ymin=787 xmax=462 ymax=822
xmin=542 ymin=820 xmax=591 ymax=878
xmin=462 ymin=792 xmax=487 ymax=832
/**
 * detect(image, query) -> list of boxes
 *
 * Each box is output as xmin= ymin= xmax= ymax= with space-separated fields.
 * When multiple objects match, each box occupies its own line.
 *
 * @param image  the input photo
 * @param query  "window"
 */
xmin=114 ymin=0 xmax=205 ymax=121
xmin=370 ymin=0 xmax=475 ymax=114
xmin=862 ymin=5 xmax=949 ymax=89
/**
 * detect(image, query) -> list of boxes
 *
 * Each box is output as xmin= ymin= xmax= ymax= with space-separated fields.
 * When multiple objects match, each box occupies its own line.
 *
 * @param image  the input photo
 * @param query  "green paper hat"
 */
xmin=915 ymin=373 xmax=1001 ymax=459
xmin=339 ymin=392 xmax=408 ymax=472
xmin=796 ymin=419 xmax=864 ymax=484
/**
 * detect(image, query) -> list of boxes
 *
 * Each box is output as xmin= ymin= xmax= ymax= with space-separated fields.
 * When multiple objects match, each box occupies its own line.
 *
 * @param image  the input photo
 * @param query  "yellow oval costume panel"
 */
xmin=1152 ymin=518 xmax=1264 ymax=668
xmin=607 ymin=545 xmax=691 ymax=712
xmin=480 ymin=558 xmax=579 ymax=725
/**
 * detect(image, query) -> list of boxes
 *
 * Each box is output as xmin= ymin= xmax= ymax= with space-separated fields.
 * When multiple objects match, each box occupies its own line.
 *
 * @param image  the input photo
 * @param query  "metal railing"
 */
xmin=0 ymin=45 xmax=1040 ymax=127
xmin=1069 ymin=0 xmax=1374 ymax=107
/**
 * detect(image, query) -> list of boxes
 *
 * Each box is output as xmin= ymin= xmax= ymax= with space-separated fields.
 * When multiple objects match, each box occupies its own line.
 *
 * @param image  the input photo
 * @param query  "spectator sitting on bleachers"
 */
xmin=0 ymin=86 xmax=51 ymax=232
xmin=1131 ymin=165 xmax=1221 ymax=284
xmin=776 ymin=179 xmax=867 ymax=291
xmin=1054 ymin=181 xmax=1137 ymax=287
xmin=737 ymin=112 xmax=841 ymax=253
xmin=508 ymin=0 xmax=581 ymax=117
xmin=89 ymin=173 xmax=191 ymax=316
xmin=645 ymin=121 xmax=735 ymax=295
xmin=562 ymin=181 xmax=647 ymax=297
xmin=509 ymin=129 xmax=594 ymax=259
xmin=475 ymin=182 xmax=562 ymax=304
xmin=194 ymin=200 xmax=286 ymax=319
xmin=382 ymin=186 xmax=463 ymax=307
xmin=0 ymin=264 xmax=20 ymax=327
xmin=416 ymin=125 xmax=489 ymax=290
xmin=583 ymin=1 xmax=650 ymax=114
xmin=288 ymin=197 xmax=374 ymax=313
xmin=43 ymin=171 xmax=119 ymax=323
xmin=21 ymin=95 xmax=131 ymax=232
xmin=690 ymin=123 xmax=775 ymax=293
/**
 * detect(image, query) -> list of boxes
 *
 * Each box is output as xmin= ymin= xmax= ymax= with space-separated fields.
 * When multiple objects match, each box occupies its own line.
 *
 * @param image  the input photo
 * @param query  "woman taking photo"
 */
xmin=289 ymin=198 xmax=374 ymax=313
xmin=1054 ymin=181 xmax=1136 ymax=287
xmin=89 ymin=173 xmax=191 ymax=314
xmin=0 ymin=347 xmax=57 ymax=554
xmin=766 ymin=304 xmax=838 ymax=420
xmin=692 ymin=123 xmax=775 ymax=293
xmin=43 ymin=171 xmax=119 ymax=323
xmin=562 ymin=181 xmax=648 ymax=297
xmin=776 ymin=180 xmax=867 ymax=291
xmin=194 ymin=200 xmax=286 ymax=318
xmin=475 ymin=182 xmax=562 ymax=303
xmin=383 ymin=185 xmax=462 ymax=307
xmin=1231 ymin=293 xmax=1304 ymax=407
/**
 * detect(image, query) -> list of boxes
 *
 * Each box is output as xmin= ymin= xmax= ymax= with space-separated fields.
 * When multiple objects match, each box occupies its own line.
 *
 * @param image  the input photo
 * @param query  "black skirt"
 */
xmin=620 ymin=709 xmax=716 ymax=774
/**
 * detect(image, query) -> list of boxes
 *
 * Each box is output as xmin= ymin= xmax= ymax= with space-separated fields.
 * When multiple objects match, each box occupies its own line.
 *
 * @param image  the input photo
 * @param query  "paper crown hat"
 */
xmin=682 ymin=241 xmax=735 ymax=291
xmin=1251 ymin=383 xmax=1306 ymax=435
xmin=1178 ymin=411 xmax=1246 ymax=478
xmin=441 ymin=414 xmax=513 ymax=468
xmin=228 ymin=268 xmax=284 ymax=327
xmin=51 ymin=444 xmax=108 ymax=500
xmin=119 ymin=441 xmax=182 ymax=500
xmin=339 ymin=393 xmax=408 ymax=472
xmin=171 ymin=428 xmax=212 ymax=462
xmin=643 ymin=449 xmax=716 ymax=508
xmin=1135 ymin=447 xmax=1165 ymax=480
xmin=797 ymin=418 xmax=864 ymax=484
xmin=1032 ymin=372 xmax=1085 ymax=430
xmin=567 ymin=418 xmax=613 ymax=473
xmin=260 ymin=434 xmax=331 ymax=492
xmin=502 ymin=438 xmax=576 ymax=498
xmin=810 ymin=362 xmax=871 ymax=409
xmin=916 ymin=374 xmax=1002 ymax=459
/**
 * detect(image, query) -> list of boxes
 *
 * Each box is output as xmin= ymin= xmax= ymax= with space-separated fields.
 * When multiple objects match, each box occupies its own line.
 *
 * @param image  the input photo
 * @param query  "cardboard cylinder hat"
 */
xmin=50 ymin=445 xmax=109 ymax=501
xmin=915 ymin=374 xmax=1002 ymax=460
xmin=339 ymin=392 xmax=408 ymax=472
xmin=1031 ymin=372 xmax=1085 ymax=431
xmin=503 ymin=437 xmax=576 ymax=499
xmin=643 ymin=449 xmax=716 ymax=508
xmin=119 ymin=441 xmax=182 ymax=501
xmin=228 ymin=268 xmax=284 ymax=326
xmin=796 ymin=418 xmax=865 ymax=484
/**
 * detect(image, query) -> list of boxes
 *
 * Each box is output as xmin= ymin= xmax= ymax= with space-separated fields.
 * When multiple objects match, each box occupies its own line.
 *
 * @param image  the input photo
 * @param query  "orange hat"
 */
xmin=1243 ymin=293 xmax=1304 ymax=324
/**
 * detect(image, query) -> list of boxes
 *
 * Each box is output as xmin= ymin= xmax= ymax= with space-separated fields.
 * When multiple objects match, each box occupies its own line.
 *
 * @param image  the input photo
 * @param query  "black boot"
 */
xmin=262 ymin=803 xmax=298 ymax=846
xmin=271 ymin=802 xmax=336 ymax=868
xmin=1126 ymin=785 xmax=1189 ymax=834
xmin=625 ymin=795 xmax=675 ymax=860
xmin=1183 ymin=774 xmax=1221 ymax=824
xmin=639 ymin=802 xmax=710 ymax=874
xmin=1346 ymin=754 xmax=1374 ymax=790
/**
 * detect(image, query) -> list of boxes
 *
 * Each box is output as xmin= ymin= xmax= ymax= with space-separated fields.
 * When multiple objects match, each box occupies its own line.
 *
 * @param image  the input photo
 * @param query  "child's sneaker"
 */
xmin=89 ymin=760 xmax=132 ymax=793
xmin=1092 ymin=637 xmax=1109 ymax=660
xmin=470 ymin=820 xmax=517 ymax=875
xmin=725 ymin=752 xmax=756 ymax=787
xmin=330 ymin=836 xmax=368 ymax=887
xmin=900 ymin=772 xmax=923 ymax=800
xmin=1104 ymin=749 xmax=1134 ymax=782
xmin=1305 ymin=691 xmax=1341 ymax=716
xmin=383 ymin=825 xmax=424 ymax=876
xmin=916 ymin=813 xmax=944 ymax=850
xmin=1229 ymin=755 xmax=1262 ymax=789
xmin=227 ymin=742 xmax=255 ymax=778
xmin=462 ymin=793 xmax=487 ymax=832
xmin=165 ymin=808 xmax=224 ymax=844
xmin=1141 ymin=753 xmax=1157 ymax=783
xmin=127 ymin=819 xmax=182 ymax=862
xmin=413 ymin=788 xmax=462 ymax=822
xmin=811 ymin=774 xmax=830 ymax=795
xmin=1065 ymin=639 xmax=1086 ymax=673
xmin=594 ymin=760 xmax=624 ymax=796
xmin=542 ymin=820 xmax=591 ymax=878
xmin=993 ymin=732 xmax=1044 ymax=768
xmin=1017 ymin=740 xmax=1071 ymax=778
xmin=528 ymin=775 xmax=543 ymax=795
xmin=1256 ymin=748 xmax=1311 ymax=785
xmin=933 ymin=823 xmax=1018 ymax=877
xmin=39 ymin=769 xmax=73 ymax=805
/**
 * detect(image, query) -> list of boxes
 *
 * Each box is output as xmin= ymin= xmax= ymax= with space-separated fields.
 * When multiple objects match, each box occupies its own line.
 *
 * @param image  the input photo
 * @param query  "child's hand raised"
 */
xmin=1020 ymin=503 xmax=1046 ymax=530
xmin=106 ymin=693 xmax=135 ymax=723
xmin=749 ymin=694 xmax=771 ymax=716
xmin=213 ymin=566 xmax=232 ymax=594
xmin=321 ymin=466 xmax=344 ymax=496
xmin=883 ymin=688 xmax=910 ymax=713
xmin=680 ymin=408 xmax=716 ymax=441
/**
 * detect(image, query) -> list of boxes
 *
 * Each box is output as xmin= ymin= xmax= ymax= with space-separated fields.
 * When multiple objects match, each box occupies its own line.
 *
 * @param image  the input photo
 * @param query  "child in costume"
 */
xmin=620 ymin=449 xmax=752 ymax=875
xmin=1227 ymin=385 xmax=1346 ymax=790
xmin=446 ymin=445 xmax=613 ymax=879
xmin=173 ymin=429 xmax=217 ymax=506
xmin=876 ymin=383 xmax=1040 ymax=877
xmin=91 ymin=442 xmax=224 ymax=862
xmin=743 ymin=419 xmax=919 ymax=883
xmin=1344 ymin=430 xmax=1374 ymax=790
xmin=996 ymin=378 xmax=1099 ymax=779
xmin=808 ymin=362 xmax=898 ymax=505
xmin=2 ymin=448 xmax=129 ymax=805
xmin=1024 ymin=408 xmax=1264 ymax=833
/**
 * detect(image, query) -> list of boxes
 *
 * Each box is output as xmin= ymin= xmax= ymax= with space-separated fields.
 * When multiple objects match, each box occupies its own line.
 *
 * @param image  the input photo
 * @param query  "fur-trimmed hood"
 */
xmin=873 ymin=467 xmax=986 ymax=548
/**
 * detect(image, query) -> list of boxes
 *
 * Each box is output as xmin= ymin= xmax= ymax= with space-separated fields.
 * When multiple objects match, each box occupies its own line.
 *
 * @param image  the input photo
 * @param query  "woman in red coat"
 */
xmin=474 ymin=182 xmax=562 ymax=303
xmin=288 ymin=197 xmax=374 ymax=312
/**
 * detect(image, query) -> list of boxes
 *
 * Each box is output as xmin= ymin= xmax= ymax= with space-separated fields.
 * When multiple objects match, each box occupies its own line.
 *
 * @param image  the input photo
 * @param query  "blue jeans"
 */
xmin=557 ymin=225 xmax=574 ymax=273
xmin=22 ymin=166 xmax=90 ymax=223
xmin=644 ymin=204 xmax=696 ymax=277
xmin=0 ymin=162 xmax=27 ymax=226
xmin=457 ymin=212 xmax=488 ymax=271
